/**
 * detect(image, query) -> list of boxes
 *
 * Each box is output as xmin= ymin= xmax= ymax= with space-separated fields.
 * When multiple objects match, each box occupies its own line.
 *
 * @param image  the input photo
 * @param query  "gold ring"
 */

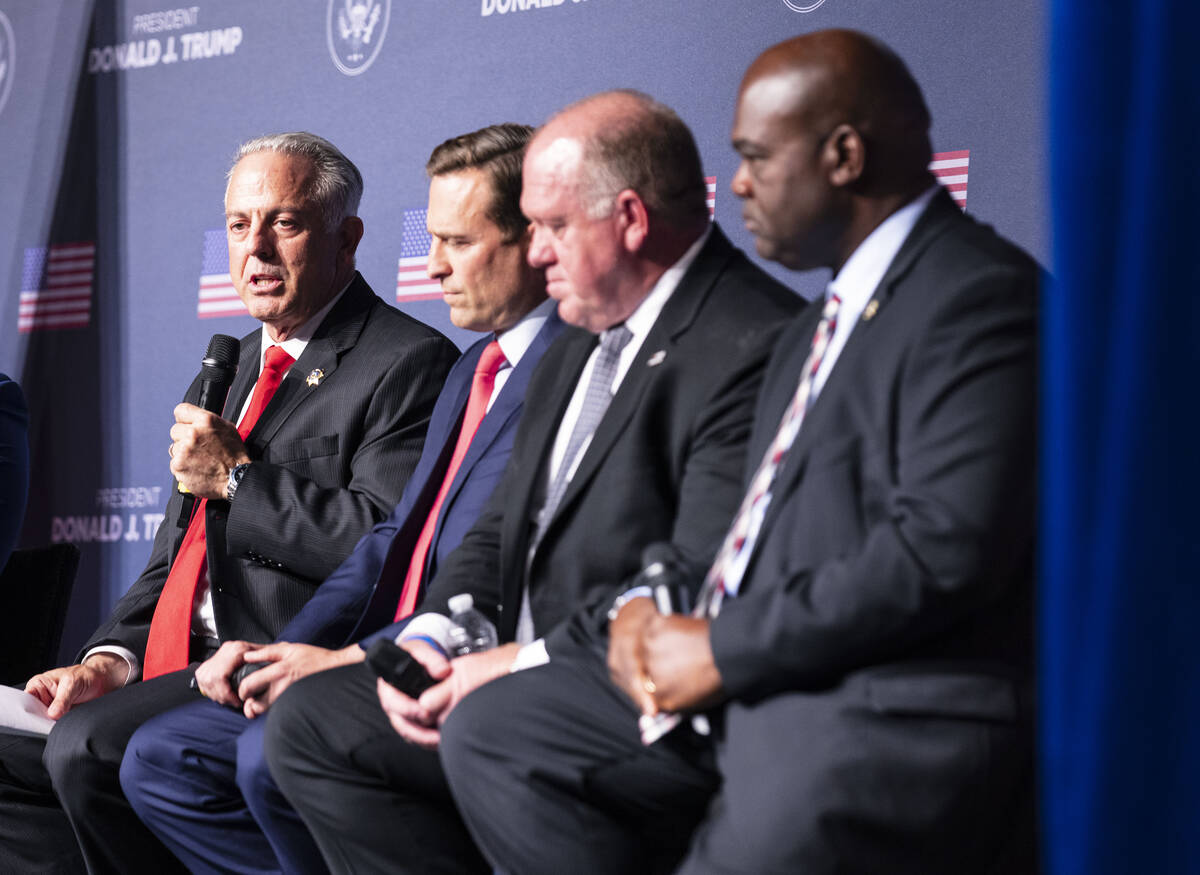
xmin=168 ymin=443 xmax=175 ymax=459
xmin=642 ymin=676 xmax=657 ymax=695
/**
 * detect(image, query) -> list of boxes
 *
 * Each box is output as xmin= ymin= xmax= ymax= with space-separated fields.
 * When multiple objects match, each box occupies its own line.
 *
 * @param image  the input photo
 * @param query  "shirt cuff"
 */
xmin=607 ymin=585 xmax=654 ymax=622
xmin=397 ymin=613 xmax=457 ymax=654
xmin=82 ymin=645 xmax=139 ymax=686
xmin=509 ymin=639 xmax=548 ymax=672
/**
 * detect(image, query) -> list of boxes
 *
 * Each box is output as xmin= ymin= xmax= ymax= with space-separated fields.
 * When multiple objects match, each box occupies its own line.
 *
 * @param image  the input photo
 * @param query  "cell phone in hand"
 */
xmin=364 ymin=639 xmax=437 ymax=697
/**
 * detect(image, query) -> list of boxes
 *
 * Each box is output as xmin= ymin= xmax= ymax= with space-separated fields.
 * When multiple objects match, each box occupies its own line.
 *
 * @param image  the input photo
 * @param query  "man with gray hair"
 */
xmin=0 ymin=131 xmax=458 ymax=873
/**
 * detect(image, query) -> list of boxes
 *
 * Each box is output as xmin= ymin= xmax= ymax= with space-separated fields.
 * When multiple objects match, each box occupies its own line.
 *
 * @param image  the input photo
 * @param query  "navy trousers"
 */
xmin=121 ymin=697 xmax=326 ymax=875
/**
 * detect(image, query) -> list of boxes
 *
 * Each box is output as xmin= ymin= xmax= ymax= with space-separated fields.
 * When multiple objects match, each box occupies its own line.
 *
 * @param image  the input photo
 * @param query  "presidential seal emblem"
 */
xmin=327 ymin=0 xmax=391 ymax=77
xmin=0 ymin=11 xmax=15 ymax=119
xmin=780 ymin=0 xmax=827 ymax=11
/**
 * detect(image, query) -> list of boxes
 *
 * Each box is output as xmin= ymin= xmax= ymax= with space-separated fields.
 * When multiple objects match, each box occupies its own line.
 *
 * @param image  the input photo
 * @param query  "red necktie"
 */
xmin=144 ymin=345 xmax=295 ymax=679
xmin=392 ymin=341 xmax=507 ymax=621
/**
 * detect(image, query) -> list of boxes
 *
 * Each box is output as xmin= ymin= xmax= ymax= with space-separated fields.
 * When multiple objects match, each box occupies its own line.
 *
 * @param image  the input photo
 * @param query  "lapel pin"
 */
xmin=306 ymin=368 xmax=325 ymax=388
xmin=646 ymin=350 xmax=667 ymax=367
xmin=863 ymin=299 xmax=880 ymax=321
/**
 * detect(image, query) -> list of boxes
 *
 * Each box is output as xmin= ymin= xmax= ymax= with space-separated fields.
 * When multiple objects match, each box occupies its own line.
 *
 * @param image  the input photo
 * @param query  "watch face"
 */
xmin=227 ymin=463 xmax=249 ymax=500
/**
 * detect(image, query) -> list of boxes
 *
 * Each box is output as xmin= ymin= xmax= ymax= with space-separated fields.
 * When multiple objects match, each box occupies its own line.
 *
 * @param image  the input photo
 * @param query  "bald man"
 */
xmin=442 ymin=30 xmax=1039 ymax=874
xmin=262 ymin=91 xmax=799 ymax=873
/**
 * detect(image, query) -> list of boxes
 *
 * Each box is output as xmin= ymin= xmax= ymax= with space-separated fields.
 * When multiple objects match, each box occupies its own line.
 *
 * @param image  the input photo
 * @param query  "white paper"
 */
xmin=0 ymin=685 xmax=56 ymax=736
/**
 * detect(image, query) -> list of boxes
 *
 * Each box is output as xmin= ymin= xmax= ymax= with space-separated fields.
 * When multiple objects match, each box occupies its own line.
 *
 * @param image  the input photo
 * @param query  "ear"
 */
xmin=823 ymin=123 xmax=865 ymax=188
xmin=338 ymin=216 xmax=365 ymax=265
xmin=614 ymin=189 xmax=649 ymax=253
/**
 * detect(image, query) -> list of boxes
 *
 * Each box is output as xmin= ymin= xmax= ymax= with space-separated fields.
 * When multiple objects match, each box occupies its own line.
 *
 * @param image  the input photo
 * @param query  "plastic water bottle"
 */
xmin=446 ymin=593 xmax=498 ymax=657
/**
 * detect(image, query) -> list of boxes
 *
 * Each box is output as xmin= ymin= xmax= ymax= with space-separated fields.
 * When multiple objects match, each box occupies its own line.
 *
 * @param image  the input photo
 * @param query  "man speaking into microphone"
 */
xmin=0 ymin=131 xmax=458 ymax=874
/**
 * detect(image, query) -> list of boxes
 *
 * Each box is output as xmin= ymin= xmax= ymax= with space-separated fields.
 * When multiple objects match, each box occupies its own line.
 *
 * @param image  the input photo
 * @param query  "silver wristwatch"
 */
xmin=225 ymin=462 xmax=251 ymax=501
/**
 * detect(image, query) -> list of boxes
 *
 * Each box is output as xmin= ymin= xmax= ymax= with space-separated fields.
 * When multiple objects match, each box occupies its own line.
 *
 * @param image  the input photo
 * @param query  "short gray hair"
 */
xmin=228 ymin=132 xmax=364 ymax=230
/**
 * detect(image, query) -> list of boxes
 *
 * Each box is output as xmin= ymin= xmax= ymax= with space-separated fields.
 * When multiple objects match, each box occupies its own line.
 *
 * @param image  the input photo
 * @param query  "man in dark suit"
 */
xmin=441 ymin=30 xmax=1039 ymax=875
xmin=262 ymin=91 xmax=800 ymax=873
xmin=118 ymin=123 xmax=564 ymax=875
xmin=0 ymin=132 xmax=458 ymax=874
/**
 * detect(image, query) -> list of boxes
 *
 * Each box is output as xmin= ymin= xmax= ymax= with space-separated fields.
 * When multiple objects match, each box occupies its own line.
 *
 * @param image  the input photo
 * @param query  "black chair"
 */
xmin=0 ymin=543 xmax=81 ymax=686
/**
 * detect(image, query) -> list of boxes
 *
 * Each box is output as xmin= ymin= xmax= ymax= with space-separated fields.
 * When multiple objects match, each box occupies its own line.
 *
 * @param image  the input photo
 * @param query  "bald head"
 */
xmin=521 ymin=91 xmax=710 ymax=333
xmin=730 ymin=30 xmax=935 ymax=272
xmin=535 ymin=90 xmax=710 ymax=231
xmin=745 ymin=29 xmax=933 ymax=191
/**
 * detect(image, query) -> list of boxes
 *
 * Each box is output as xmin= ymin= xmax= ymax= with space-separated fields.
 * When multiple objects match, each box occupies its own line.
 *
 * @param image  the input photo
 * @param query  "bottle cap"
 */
xmin=448 ymin=593 xmax=474 ymax=614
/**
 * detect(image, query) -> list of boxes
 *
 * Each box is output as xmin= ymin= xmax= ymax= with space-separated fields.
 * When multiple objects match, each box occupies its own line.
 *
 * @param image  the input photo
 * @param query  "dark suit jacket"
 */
xmin=82 ymin=274 xmax=460 ymax=663
xmin=708 ymin=191 xmax=1038 ymax=870
xmin=283 ymin=312 xmax=566 ymax=650
xmin=413 ymin=226 xmax=803 ymax=645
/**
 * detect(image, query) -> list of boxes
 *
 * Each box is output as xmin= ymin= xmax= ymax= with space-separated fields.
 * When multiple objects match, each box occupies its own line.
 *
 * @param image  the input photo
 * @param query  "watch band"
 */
xmin=225 ymin=462 xmax=251 ymax=502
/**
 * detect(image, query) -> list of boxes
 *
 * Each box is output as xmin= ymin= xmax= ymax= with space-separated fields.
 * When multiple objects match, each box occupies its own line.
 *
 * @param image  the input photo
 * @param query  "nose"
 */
xmin=730 ymin=161 xmax=752 ymax=199
xmin=427 ymin=237 xmax=449 ymax=279
xmin=247 ymin=219 xmax=276 ymax=260
xmin=526 ymin=225 xmax=555 ymax=268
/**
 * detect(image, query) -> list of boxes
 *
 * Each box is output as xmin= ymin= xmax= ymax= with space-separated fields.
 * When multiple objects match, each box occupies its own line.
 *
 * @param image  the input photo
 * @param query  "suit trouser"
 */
xmin=438 ymin=646 xmax=720 ymax=875
xmin=262 ymin=661 xmax=489 ymax=875
xmin=442 ymin=641 xmax=1036 ymax=875
xmin=121 ymin=697 xmax=326 ymax=875
xmin=0 ymin=669 xmax=196 ymax=875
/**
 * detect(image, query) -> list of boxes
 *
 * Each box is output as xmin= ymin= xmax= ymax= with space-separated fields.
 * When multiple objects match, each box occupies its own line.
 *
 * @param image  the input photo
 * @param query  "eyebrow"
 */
xmin=225 ymin=204 xmax=310 ymax=219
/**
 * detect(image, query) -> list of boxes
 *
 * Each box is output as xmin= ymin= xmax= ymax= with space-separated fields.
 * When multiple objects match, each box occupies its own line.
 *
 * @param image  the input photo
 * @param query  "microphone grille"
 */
xmin=204 ymin=334 xmax=241 ymax=366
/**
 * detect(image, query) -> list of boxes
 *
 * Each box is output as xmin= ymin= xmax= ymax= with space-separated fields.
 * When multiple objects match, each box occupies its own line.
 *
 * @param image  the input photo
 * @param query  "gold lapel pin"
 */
xmin=306 ymin=368 xmax=325 ymax=387
xmin=646 ymin=350 xmax=667 ymax=367
xmin=863 ymin=299 xmax=880 ymax=321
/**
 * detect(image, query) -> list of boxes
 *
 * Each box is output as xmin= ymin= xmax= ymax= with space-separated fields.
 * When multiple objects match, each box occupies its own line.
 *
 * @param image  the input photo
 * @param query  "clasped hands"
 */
xmin=375 ymin=640 xmax=521 ymax=750
xmin=193 ymin=640 xmax=362 ymax=719
xmin=169 ymin=402 xmax=250 ymax=499
xmin=606 ymin=597 xmax=724 ymax=717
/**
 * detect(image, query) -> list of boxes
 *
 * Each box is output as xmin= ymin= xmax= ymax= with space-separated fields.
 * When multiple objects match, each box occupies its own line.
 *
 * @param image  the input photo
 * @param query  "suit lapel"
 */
xmin=764 ymin=190 xmax=963 ymax=513
xmin=439 ymin=314 xmax=564 ymax=520
xmin=498 ymin=327 xmax=593 ymax=600
xmin=742 ymin=302 xmax=824 ymax=486
xmin=547 ymin=229 xmax=735 ymax=524
xmin=244 ymin=274 xmax=374 ymax=448
xmin=223 ymin=331 xmax=263 ymax=422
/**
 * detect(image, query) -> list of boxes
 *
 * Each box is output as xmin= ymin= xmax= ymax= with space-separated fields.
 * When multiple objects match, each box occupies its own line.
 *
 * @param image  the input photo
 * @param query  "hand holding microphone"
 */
xmin=170 ymin=335 xmax=243 ymax=521
xmin=169 ymin=404 xmax=252 ymax=499
xmin=607 ymin=544 xmax=719 ymax=744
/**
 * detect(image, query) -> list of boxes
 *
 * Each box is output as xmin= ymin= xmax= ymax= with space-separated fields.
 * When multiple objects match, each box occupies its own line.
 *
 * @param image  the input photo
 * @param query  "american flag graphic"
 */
xmin=705 ymin=175 xmax=716 ymax=219
xmin=396 ymin=209 xmax=442 ymax=302
xmin=196 ymin=229 xmax=246 ymax=319
xmin=930 ymin=150 xmax=969 ymax=210
xmin=19 ymin=242 xmax=94 ymax=334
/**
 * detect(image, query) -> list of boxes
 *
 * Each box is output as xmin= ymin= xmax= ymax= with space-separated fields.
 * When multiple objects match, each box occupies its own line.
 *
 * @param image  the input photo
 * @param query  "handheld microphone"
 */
xmin=631 ymin=542 xmax=711 ymax=745
xmin=196 ymin=334 xmax=241 ymax=415
xmin=176 ymin=334 xmax=240 ymax=527
xmin=638 ymin=542 xmax=693 ymax=615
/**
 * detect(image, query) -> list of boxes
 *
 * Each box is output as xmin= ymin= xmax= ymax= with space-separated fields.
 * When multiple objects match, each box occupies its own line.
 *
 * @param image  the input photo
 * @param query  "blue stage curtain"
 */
xmin=1043 ymin=1 xmax=1200 ymax=872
